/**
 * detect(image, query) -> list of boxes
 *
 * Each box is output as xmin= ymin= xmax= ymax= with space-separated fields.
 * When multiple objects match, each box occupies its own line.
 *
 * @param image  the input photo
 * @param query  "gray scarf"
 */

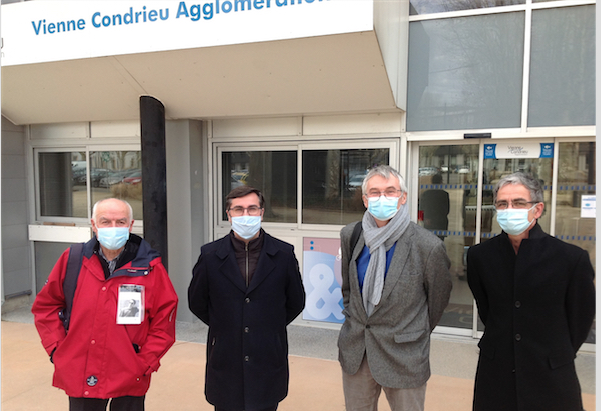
xmin=361 ymin=203 xmax=410 ymax=316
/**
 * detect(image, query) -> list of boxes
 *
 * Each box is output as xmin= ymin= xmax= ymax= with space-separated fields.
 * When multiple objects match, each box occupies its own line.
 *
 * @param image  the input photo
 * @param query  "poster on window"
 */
xmin=302 ymin=238 xmax=345 ymax=324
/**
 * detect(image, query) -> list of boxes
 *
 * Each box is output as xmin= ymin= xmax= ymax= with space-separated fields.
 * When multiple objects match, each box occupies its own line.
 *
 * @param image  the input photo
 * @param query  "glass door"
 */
xmin=415 ymin=139 xmax=594 ymax=340
xmin=416 ymin=144 xmax=480 ymax=332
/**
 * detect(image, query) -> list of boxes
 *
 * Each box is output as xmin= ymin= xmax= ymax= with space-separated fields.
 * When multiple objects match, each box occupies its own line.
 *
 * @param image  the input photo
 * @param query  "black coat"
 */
xmin=467 ymin=224 xmax=595 ymax=411
xmin=188 ymin=231 xmax=306 ymax=411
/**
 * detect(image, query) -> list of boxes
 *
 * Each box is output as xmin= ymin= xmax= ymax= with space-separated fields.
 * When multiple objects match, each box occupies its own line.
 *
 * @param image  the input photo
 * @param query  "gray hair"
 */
xmin=494 ymin=172 xmax=544 ymax=203
xmin=92 ymin=198 xmax=133 ymax=222
xmin=361 ymin=165 xmax=407 ymax=195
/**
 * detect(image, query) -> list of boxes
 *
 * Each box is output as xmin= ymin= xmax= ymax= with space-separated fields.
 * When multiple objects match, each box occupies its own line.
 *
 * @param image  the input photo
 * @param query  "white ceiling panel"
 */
xmin=2 ymin=32 xmax=399 ymax=125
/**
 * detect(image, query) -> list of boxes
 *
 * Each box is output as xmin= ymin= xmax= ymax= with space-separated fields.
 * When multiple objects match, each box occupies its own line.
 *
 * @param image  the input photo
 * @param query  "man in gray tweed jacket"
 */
xmin=338 ymin=165 xmax=452 ymax=411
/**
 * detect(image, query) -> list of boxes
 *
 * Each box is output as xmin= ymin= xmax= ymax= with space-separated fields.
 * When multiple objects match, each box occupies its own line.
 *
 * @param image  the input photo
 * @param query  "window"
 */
xmin=218 ymin=144 xmax=394 ymax=228
xmin=39 ymin=151 xmax=87 ymax=218
xmin=528 ymin=5 xmax=595 ymax=127
xmin=37 ymin=149 xmax=143 ymax=221
xmin=410 ymin=0 xmax=524 ymax=15
xmin=407 ymin=12 xmax=525 ymax=131
xmin=90 ymin=151 xmax=143 ymax=220
xmin=302 ymin=148 xmax=389 ymax=225
xmin=221 ymin=151 xmax=297 ymax=223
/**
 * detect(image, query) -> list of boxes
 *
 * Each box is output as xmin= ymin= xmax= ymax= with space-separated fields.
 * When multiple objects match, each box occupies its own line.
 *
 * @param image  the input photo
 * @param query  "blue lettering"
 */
xmin=32 ymin=20 xmax=43 ymax=35
xmin=112 ymin=14 xmax=123 ymax=25
xmin=77 ymin=19 xmax=86 ymax=30
xmin=92 ymin=12 xmax=101 ymax=28
xmin=176 ymin=2 xmax=189 ymax=18
xmin=202 ymin=3 xmax=214 ymax=19
xmin=47 ymin=22 xmax=56 ymax=33
xmin=102 ymin=15 xmax=111 ymax=27
xmin=190 ymin=4 xmax=201 ymax=21
xmin=235 ymin=0 xmax=251 ymax=11
xmin=148 ymin=9 xmax=158 ymax=21
xmin=159 ymin=9 xmax=169 ymax=20
xmin=124 ymin=7 xmax=134 ymax=24
xmin=254 ymin=0 xmax=264 ymax=8
xmin=222 ymin=1 xmax=232 ymax=12
xmin=276 ymin=0 xmax=286 ymax=6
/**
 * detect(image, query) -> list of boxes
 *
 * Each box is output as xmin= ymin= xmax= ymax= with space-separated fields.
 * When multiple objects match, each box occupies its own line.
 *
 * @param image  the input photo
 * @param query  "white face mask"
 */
xmin=96 ymin=227 xmax=130 ymax=250
xmin=231 ymin=215 xmax=261 ymax=240
xmin=496 ymin=205 xmax=537 ymax=235
xmin=367 ymin=196 xmax=400 ymax=221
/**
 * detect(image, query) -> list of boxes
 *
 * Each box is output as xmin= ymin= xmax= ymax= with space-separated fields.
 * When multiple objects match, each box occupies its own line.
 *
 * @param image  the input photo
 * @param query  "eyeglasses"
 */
xmin=494 ymin=200 xmax=538 ymax=210
xmin=366 ymin=189 xmax=401 ymax=199
xmin=228 ymin=206 xmax=262 ymax=216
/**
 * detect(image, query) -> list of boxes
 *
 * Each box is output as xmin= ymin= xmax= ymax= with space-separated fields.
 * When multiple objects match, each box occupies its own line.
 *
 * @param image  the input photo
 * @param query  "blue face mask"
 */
xmin=96 ymin=227 xmax=130 ymax=250
xmin=231 ymin=216 xmax=261 ymax=240
xmin=496 ymin=205 xmax=536 ymax=236
xmin=367 ymin=196 xmax=400 ymax=221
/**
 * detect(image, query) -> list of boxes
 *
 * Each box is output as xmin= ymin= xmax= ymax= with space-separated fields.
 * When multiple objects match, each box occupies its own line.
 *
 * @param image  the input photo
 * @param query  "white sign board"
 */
xmin=581 ymin=195 xmax=596 ymax=218
xmin=1 ymin=0 xmax=373 ymax=66
xmin=483 ymin=143 xmax=554 ymax=159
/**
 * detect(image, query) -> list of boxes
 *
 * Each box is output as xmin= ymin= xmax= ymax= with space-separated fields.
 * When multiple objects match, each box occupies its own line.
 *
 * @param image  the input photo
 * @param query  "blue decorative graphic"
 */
xmin=303 ymin=250 xmax=344 ymax=323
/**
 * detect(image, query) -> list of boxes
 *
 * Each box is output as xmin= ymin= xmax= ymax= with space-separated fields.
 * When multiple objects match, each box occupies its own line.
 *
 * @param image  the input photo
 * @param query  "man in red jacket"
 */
xmin=32 ymin=198 xmax=178 ymax=411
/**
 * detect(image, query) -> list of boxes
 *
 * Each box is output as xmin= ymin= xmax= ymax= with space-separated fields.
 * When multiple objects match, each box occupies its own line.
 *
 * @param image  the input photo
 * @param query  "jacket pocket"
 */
xmin=548 ymin=350 xmax=575 ymax=370
xmin=394 ymin=329 xmax=426 ymax=343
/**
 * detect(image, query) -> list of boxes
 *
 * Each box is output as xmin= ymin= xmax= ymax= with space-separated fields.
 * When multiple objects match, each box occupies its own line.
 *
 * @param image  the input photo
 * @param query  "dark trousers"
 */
xmin=69 ymin=396 xmax=145 ymax=411
xmin=215 ymin=405 xmax=277 ymax=411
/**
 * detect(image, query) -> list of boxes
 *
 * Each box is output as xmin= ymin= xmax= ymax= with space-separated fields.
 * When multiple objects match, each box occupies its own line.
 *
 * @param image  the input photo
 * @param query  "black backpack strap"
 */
xmin=58 ymin=242 xmax=84 ymax=332
xmin=350 ymin=222 xmax=363 ymax=256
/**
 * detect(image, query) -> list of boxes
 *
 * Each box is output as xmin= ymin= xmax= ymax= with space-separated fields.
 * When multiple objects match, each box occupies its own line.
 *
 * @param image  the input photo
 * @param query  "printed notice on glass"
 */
xmin=117 ymin=284 xmax=144 ymax=325
xmin=581 ymin=195 xmax=596 ymax=218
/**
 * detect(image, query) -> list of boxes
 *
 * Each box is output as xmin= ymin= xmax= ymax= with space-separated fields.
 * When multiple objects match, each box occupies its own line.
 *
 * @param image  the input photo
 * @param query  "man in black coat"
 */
xmin=467 ymin=172 xmax=595 ymax=411
xmin=188 ymin=186 xmax=306 ymax=411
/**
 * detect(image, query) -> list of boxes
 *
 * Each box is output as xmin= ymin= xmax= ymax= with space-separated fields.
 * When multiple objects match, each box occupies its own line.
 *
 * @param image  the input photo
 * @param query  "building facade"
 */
xmin=1 ymin=0 xmax=596 ymax=346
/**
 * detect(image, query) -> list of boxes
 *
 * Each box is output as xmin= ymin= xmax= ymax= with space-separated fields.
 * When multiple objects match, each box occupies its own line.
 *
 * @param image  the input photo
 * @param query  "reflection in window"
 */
xmin=90 ymin=151 xmax=143 ymax=220
xmin=410 ymin=0 xmax=524 ymax=15
xmin=302 ymin=149 xmax=389 ymax=225
xmin=418 ymin=144 xmax=479 ymax=330
xmin=407 ymin=12 xmax=524 ymax=131
xmin=528 ymin=5 xmax=595 ymax=127
xmin=39 ymin=152 xmax=87 ymax=218
xmin=556 ymin=142 xmax=596 ymax=268
xmin=222 ymin=151 xmax=297 ymax=223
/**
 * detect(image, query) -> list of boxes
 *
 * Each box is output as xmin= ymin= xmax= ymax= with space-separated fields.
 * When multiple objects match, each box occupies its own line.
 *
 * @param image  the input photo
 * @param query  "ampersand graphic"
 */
xmin=305 ymin=263 xmax=344 ymax=321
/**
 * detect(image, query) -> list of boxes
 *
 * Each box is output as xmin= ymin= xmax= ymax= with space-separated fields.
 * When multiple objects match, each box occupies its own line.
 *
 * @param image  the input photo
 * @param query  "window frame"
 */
xmin=33 ymin=144 xmax=143 ymax=229
xmin=213 ymin=139 xmax=399 ymax=235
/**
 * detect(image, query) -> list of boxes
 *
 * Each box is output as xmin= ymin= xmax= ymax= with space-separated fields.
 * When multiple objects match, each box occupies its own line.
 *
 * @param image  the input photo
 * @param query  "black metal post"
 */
xmin=139 ymin=96 xmax=168 ymax=269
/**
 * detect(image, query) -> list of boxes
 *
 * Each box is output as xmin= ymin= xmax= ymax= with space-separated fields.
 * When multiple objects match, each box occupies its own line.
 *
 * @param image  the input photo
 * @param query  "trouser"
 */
xmin=215 ymin=405 xmax=278 ymax=411
xmin=342 ymin=356 xmax=427 ymax=411
xmin=69 ymin=396 xmax=145 ymax=411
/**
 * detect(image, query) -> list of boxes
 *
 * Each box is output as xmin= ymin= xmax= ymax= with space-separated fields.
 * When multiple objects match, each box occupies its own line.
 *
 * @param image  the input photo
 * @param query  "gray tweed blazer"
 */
xmin=337 ymin=221 xmax=452 ymax=389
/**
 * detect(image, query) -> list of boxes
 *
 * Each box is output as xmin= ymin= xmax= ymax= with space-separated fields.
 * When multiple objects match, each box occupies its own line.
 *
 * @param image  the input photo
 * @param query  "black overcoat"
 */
xmin=467 ymin=224 xmax=595 ymax=411
xmin=188 ymin=230 xmax=305 ymax=411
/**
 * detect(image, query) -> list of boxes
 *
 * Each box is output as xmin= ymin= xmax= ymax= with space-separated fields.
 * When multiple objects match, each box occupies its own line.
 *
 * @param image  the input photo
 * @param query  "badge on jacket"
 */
xmin=117 ymin=284 xmax=144 ymax=325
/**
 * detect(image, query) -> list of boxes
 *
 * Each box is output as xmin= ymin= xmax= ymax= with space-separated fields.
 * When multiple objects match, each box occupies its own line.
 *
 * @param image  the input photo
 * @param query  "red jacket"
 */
xmin=32 ymin=235 xmax=178 ymax=399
